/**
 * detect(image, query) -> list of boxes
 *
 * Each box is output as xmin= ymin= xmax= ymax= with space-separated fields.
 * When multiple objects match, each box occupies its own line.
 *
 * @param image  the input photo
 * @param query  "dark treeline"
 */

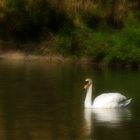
xmin=0 ymin=0 xmax=140 ymax=67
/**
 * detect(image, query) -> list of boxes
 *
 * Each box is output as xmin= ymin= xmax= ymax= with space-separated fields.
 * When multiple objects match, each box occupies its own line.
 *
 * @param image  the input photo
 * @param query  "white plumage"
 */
xmin=84 ymin=78 xmax=132 ymax=108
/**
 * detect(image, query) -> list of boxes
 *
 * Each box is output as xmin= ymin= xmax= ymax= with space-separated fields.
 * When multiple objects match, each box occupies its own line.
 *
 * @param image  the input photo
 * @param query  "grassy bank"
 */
xmin=0 ymin=0 xmax=140 ymax=68
xmin=0 ymin=21 xmax=140 ymax=68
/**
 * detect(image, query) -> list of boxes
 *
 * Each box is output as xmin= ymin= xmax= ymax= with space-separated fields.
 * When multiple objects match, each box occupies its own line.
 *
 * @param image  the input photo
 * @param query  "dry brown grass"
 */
xmin=0 ymin=51 xmax=92 ymax=65
xmin=48 ymin=0 xmax=96 ymax=14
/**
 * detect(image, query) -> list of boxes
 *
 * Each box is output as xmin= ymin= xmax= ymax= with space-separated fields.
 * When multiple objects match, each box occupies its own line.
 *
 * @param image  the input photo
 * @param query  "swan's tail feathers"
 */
xmin=123 ymin=98 xmax=132 ymax=107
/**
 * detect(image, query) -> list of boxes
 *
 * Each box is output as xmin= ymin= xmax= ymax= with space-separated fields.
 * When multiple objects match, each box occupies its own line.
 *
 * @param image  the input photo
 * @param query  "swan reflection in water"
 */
xmin=83 ymin=108 xmax=132 ymax=139
xmin=84 ymin=108 xmax=131 ymax=129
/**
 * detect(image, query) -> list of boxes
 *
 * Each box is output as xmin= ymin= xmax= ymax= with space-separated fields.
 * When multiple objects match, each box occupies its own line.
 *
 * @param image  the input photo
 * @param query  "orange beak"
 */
xmin=84 ymin=80 xmax=89 ymax=90
xmin=84 ymin=83 xmax=90 ymax=90
xmin=84 ymin=84 xmax=87 ymax=89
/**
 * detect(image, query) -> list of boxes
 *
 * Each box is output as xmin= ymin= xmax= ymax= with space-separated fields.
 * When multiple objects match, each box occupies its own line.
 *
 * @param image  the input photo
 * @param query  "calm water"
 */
xmin=0 ymin=60 xmax=140 ymax=140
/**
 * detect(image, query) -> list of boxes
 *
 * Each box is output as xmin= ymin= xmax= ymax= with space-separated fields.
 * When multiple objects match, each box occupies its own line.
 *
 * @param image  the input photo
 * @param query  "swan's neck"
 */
xmin=84 ymin=84 xmax=92 ymax=108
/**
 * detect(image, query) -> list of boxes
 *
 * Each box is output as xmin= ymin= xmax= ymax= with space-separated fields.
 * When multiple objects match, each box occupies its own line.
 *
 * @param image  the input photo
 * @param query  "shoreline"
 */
xmin=0 ymin=51 xmax=140 ymax=70
xmin=0 ymin=51 xmax=93 ymax=64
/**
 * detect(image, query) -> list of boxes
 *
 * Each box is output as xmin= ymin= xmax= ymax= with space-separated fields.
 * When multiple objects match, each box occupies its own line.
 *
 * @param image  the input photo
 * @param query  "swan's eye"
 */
xmin=84 ymin=81 xmax=89 ymax=85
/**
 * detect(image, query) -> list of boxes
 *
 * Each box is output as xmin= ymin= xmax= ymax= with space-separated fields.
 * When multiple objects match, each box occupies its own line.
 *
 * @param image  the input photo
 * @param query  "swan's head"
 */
xmin=84 ymin=78 xmax=92 ymax=90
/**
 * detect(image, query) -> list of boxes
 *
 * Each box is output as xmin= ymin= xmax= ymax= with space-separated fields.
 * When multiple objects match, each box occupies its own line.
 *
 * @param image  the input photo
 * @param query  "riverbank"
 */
xmin=0 ymin=51 xmax=140 ymax=70
xmin=0 ymin=41 xmax=139 ymax=69
xmin=0 ymin=38 xmax=140 ymax=69
xmin=0 ymin=51 xmax=93 ymax=65
xmin=0 ymin=0 xmax=140 ymax=69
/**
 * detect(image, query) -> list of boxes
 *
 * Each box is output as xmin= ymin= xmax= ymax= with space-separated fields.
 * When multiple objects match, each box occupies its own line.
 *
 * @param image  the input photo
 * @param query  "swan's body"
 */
xmin=84 ymin=78 xmax=132 ymax=108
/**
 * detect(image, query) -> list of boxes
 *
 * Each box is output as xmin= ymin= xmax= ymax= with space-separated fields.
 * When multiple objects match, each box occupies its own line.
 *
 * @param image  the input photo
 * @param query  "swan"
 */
xmin=84 ymin=78 xmax=132 ymax=108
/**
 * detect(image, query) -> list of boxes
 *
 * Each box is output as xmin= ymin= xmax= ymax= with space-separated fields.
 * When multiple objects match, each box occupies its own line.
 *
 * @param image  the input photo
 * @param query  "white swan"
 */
xmin=84 ymin=78 xmax=132 ymax=108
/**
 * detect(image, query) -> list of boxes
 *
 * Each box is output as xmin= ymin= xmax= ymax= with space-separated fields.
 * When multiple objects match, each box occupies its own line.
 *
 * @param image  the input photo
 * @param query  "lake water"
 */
xmin=0 ymin=60 xmax=140 ymax=140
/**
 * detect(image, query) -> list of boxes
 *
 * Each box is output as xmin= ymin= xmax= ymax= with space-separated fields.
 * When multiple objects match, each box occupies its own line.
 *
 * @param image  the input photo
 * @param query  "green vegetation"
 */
xmin=0 ymin=0 xmax=140 ymax=67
